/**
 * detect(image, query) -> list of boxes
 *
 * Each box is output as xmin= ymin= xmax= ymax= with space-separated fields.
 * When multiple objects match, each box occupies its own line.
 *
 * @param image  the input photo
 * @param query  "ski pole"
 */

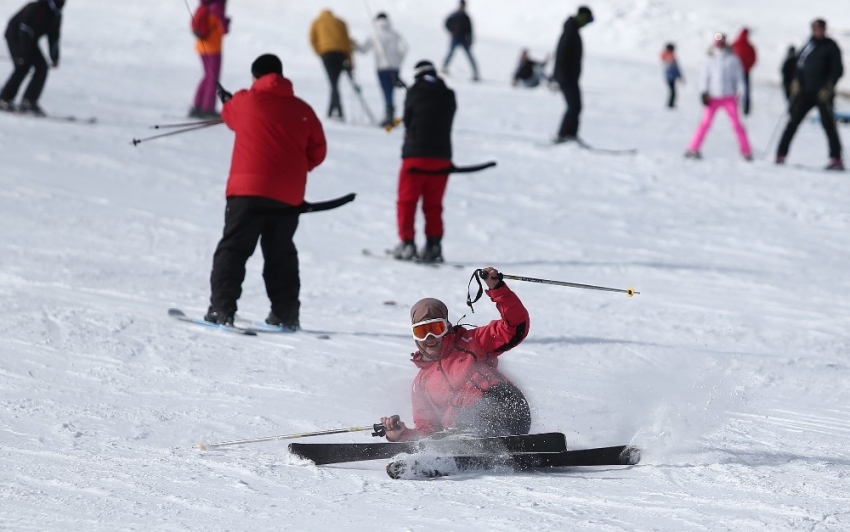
xmin=481 ymin=269 xmax=638 ymax=296
xmin=131 ymin=120 xmax=222 ymax=146
xmin=197 ymin=423 xmax=387 ymax=450
xmin=150 ymin=119 xmax=222 ymax=129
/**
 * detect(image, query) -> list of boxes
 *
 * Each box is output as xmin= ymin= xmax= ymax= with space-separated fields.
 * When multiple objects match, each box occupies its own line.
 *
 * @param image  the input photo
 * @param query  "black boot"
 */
xmin=419 ymin=237 xmax=443 ymax=263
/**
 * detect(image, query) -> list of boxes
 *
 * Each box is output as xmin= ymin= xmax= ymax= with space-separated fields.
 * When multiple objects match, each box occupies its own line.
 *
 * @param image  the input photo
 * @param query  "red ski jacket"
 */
xmin=400 ymin=284 xmax=530 ymax=441
xmin=732 ymin=29 xmax=757 ymax=73
xmin=222 ymin=74 xmax=327 ymax=206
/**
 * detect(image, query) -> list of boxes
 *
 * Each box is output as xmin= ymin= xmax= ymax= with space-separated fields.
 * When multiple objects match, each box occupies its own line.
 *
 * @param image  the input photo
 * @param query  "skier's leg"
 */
xmin=443 ymin=39 xmax=459 ymax=70
xmin=377 ymin=69 xmax=395 ymax=126
xmin=460 ymin=40 xmax=479 ymax=79
xmin=0 ymin=40 xmax=33 ymax=102
xmin=687 ymin=100 xmax=721 ymax=153
xmin=397 ymin=159 xmax=425 ymax=243
xmin=743 ymin=73 xmax=751 ymax=116
xmin=421 ymin=168 xmax=449 ymax=241
xmin=21 ymin=48 xmax=48 ymax=104
xmin=209 ymin=197 xmax=263 ymax=317
xmin=776 ymin=94 xmax=816 ymax=158
xmin=667 ymin=80 xmax=676 ymax=108
xmin=455 ymin=383 xmax=532 ymax=437
xmin=200 ymin=53 xmax=222 ymax=113
xmin=722 ymin=97 xmax=753 ymax=156
xmin=322 ymin=52 xmax=345 ymax=118
xmin=260 ymin=206 xmax=301 ymax=327
xmin=558 ymin=80 xmax=582 ymax=138
xmin=816 ymin=100 xmax=843 ymax=160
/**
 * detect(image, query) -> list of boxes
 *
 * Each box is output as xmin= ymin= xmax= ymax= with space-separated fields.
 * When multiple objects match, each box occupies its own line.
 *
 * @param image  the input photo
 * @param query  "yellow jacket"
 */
xmin=309 ymin=10 xmax=352 ymax=58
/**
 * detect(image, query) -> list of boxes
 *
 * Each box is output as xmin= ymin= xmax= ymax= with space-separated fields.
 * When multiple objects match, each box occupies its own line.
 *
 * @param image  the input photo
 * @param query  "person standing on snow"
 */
xmin=731 ymin=28 xmax=757 ymax=115
xmin=379 ymin=267 xmax=532 ymax=441
xmin=441 ymin=0 xmax=479 ymax=81
xmin=685 ymin=33 xmax=753 ymax=161
xmin=310 ymin=9 xmax=354 ymax=120
xmin=204 ymin=55 xmax=327 ymax=330
xmin=552 ymin=5 xmax=593 ymax=143
xmin=781 ymin=46 xmax=797 ymax=101
xmin=0 ymin=0 xmax=64 ymax=116
xmin=660 ymin=43 xmax=684 ymax=108
xmin=392 ymin=60 xmax=456 ymax=264
xmin=357 ymin=12 xmax=407 ymax=129
xmin=189 ymin=0 xmax=229 ymax=119
xmin=776 ymin=19 xmax=844 ymax=171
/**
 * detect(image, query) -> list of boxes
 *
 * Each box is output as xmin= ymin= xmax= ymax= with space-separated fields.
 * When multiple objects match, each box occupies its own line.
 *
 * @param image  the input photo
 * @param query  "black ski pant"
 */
xmin=777 ymin=92 xmax=843 ymax=160
xmin=0 ymin=39 xmax=48 ymax=104
xmin=667 ymin=79 xmax=676 ymax=108
xmin=321 ymin=51 xmax=347 ymax=119
xmin=557 ymin=78 xmax=582 ymax=139
xmin=455 ymin=383 xmax=532 ymax=437
xmin=209 ymin=196 xmax=301 ymax=323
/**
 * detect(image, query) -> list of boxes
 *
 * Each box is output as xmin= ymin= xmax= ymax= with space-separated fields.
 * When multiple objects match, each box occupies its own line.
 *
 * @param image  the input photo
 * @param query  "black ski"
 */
xmin=387 ymin=445 xmax=640 ymax=479
xmin=544 ymin=137 xmax=637 ymax=155
xmin=409 ymin=161 xmax=497 ymax=174
xmin=289 ymin=432 xmax=567 ymax=465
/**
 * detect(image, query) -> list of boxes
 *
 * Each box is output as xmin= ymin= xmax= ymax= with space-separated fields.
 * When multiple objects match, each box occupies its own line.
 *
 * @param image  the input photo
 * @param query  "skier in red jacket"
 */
xmin=205 ymin=54 xmax=327 ymax=330
xmin=731 ymin=28 xmax=757 ymax=115
xmin=380 ymin=267 xmax=532 ymax=441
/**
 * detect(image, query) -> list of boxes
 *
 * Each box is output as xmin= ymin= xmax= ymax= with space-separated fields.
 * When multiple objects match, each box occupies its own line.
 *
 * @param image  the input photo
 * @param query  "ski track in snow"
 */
xmin=1 ymin=0 xmax=850 ymax=530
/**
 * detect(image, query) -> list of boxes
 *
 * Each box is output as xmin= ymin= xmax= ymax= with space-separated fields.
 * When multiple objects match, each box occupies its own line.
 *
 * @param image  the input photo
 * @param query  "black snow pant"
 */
xmin=0 ymin=39 xmax=48 ymax=104
xmin=455 ymin=382 xmax=532 ymax=437
xmin=777 ymin=92 xmax=843 ymax=160
xmin=321 ymin=51 xmax=347 ymax=119
xmin=667 ymin=79 xmax=676 ymax=108
xmin=209 ymin=196 xmax=301 ymax=324
xmin=557 ymin=78 xmax=582 ymax=139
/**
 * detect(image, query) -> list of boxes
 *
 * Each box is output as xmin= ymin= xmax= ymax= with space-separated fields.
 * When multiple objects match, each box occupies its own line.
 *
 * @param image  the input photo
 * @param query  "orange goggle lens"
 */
xmin=411 ymin=318 xmax=449 ymax=341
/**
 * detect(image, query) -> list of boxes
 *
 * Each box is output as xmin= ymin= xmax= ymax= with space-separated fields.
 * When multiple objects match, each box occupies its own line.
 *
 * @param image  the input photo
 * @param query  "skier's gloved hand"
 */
xmin=817 ymin=84 xmax=835 ymax=103
xmin=217 ymin=84 xmax=233 ymax=104
xmin=380 ymin=415 xmax=408 ymax=442
xmin=700 ymin=93 xmax=710 ymax=106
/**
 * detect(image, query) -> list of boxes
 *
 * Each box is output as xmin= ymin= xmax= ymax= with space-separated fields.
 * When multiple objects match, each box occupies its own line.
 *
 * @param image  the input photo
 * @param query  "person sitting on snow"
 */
xmin=512 ymin=49 xmax=549 ymax=88
xmin=380 ymin=267 xmax=532 ymax=441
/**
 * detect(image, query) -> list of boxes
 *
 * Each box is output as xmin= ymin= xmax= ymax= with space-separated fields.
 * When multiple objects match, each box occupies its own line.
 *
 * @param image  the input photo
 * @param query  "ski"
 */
xmin=0 ymin=108 xmax=96 ymax=124
xmin=386 ymin=445 xmax=640 ymax=479
xmin=409 ymin=161 xmax=497 ymax=174
xmin=361 ymin=248 xmax=465 ymax=269
xmin=543 ymin=137 xmax=637 ymax=155
xmin=289 ymin=431 xmax=567 ymax=465
xmin=231 ymin=317 xmax=332 ymax=339
xmin=167 ymin=308 xmax=257 ymax=336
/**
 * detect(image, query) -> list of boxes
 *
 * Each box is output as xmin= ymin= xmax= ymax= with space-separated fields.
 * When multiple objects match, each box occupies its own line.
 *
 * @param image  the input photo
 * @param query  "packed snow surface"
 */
xmin=1 ymin=0 xmax=849 ymax=530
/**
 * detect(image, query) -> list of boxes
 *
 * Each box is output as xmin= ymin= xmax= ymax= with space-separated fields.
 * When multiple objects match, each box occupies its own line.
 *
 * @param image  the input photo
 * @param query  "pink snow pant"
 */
xmin=194 ymin=53 xmax=222 ymax=113
xmin=688 ymin=96 xmax=752 ymax=156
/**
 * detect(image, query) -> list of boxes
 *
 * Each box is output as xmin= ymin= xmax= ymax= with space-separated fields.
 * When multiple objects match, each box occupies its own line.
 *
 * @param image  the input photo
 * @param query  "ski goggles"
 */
xmin=411 ymin=318 xmax=450 ymax=341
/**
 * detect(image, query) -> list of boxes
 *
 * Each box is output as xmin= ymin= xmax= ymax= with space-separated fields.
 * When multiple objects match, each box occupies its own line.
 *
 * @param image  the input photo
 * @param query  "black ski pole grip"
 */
xmin=477 ymin=269 xmax=503 ymax=281
xmin=372 ymin=423 xmax=386 ymax=438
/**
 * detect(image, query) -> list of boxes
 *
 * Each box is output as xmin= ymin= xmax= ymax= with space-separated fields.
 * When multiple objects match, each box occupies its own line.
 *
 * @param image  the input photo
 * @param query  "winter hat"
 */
xmin=252 ymin=54 xmax=283 ymax=79
xmin=410 ymin=298 xmax=449 ymax=324
xmin=413 ymin=60 xmax=437 ymax=78
xmin=375 ymin=12 xmax=388 ymax=20
xmin=577 ymin=6 xmax=593 ymax=22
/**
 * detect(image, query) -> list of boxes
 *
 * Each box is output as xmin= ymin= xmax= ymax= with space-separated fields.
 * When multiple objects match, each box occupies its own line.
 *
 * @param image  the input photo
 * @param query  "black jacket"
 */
xmin=5 ymin=0 xmax=62 ymax=64
xmin=553 ymin=17 xmax=582 ymax=83
xmin=796 ymin=37 xmax=843 ymax=93
xmin=402 ymin=76 xmax=456 ymax=160
xmin=445 ymin=11 xmax=472 ymax=43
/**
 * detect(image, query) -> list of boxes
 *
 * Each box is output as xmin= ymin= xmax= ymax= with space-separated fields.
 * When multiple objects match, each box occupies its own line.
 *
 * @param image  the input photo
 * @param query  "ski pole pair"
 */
xmin=467 ymin=269 xmax=639 ymax=312
xmin=197 ymin=423 xmax=386 ymax=450
xmin=131 ymin=118 xmax=223 ymax=146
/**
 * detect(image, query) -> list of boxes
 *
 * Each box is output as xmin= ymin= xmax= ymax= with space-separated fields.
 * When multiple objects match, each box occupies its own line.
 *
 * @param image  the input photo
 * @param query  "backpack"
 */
xmin=191 ymin=6 xmax=210 ymax=39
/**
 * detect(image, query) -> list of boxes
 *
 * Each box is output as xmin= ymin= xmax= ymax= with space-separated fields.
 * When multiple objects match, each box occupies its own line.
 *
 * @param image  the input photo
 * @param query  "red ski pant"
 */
xmin=396 ymin=157 xmax=450 ymax=242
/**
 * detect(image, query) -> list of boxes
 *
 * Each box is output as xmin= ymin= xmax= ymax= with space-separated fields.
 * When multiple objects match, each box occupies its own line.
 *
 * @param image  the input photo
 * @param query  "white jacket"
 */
xmin=359 ymin=18 xmax=407 ymax=70
xmin=698 ymin=47 xmax=745 ymax=98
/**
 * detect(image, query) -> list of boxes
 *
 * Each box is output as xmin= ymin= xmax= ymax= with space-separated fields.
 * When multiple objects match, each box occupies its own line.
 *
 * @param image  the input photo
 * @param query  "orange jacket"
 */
xmin=222 ymin=75 xmax=327 ymax=205
xmin=309 ymin=10 xmax=353 ymax=58
xmin=195 ymin=10 xmax=226 ymax=54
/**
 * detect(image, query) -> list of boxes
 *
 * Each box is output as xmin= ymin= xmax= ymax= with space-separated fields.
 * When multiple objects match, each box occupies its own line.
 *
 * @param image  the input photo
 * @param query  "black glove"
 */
xmin=217 ymin=83 xmax=233 ymax=104
xmin=701 ymin=93 xmax=710 ymax=106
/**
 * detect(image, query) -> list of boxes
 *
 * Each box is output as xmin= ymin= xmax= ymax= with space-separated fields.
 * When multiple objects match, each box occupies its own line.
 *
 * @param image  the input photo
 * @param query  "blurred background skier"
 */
xmin=731 ymin=27 xmax=757 ymax=115
xmin=660 ymin=43 xmax=683 ymax=108
xmin=552 ymin=5 xmax=593 ymax=143
xmin=357 ymin=12 xmax=407 ymax=129
xmin=310 ymin=9 xmax=354 ymax=121
xmin=189 ymin=0 xmax=229 ymax=119
xmin=441 ymin=0 xmax=479 ymax=81
xmin=512 ymin=49 xmax=548 ymax=88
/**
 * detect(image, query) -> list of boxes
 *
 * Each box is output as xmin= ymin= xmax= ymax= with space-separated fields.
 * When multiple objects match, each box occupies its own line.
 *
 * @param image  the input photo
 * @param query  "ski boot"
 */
xmin=418 ymin=238 xmax=443 ymax=264
xmin=392 ymin=240 xmax=417 ymax=261
xmin=18 ymin=99 xmax=46 ymax=117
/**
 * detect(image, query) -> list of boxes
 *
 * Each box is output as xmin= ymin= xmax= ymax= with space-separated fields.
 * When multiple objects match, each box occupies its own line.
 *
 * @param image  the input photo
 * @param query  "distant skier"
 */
xmin=776 ymin=19 xmax=844 ymax=171
xmin=512 ymin=49 xmax=548 ymax=88
xmin=660 ymin=43 xmax=684 ymax=108
xmin=379 ymin=268 xmax=532 ymax=441
xmin=310 ymin=9 xmax=354 ymax=120
xmin=781 ymin=46 xmax=797 ymax=101
xmin=357 ymin=12 xmax=407 ymax=128
xmin=685 ymin=33 xmax=753 ymax=161
xmin=0 ymin=0 xmax=64 ymax=116
xmin=392 ymin=60 xmax=456 ymax=263
xmin=731 ymin=28 xmax=757 ymax=115
xmin=205 ymin=54 xmax=327 ymax=330
xmin=441 ymin=0 xmax=479 ymax=81
xmin=552 ymin=5 xmax=593 ymax=143
xmin=189 ymin=0 xmax=229 ymax=119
